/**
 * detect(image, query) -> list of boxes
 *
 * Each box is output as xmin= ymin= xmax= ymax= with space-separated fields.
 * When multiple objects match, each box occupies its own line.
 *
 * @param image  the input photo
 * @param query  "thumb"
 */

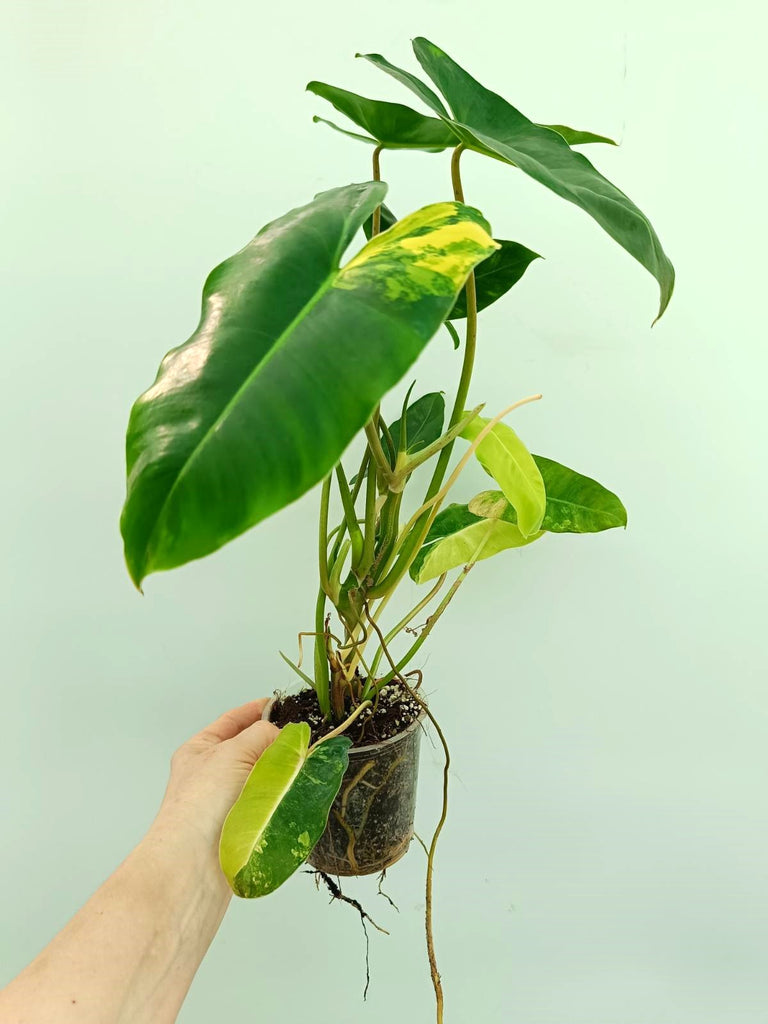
xmin=224 ymin=719 xmax=280 ymax=767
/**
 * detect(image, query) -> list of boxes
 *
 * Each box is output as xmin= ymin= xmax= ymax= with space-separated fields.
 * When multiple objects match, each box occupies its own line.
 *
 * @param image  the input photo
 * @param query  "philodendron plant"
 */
xmin=120 ymin=37 xmax=673 ymax=1017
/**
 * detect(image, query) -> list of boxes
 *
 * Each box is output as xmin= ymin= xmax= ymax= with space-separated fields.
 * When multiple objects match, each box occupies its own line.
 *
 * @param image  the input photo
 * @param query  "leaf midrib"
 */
xmin=237 ymin=737 xmax=309 ymax=874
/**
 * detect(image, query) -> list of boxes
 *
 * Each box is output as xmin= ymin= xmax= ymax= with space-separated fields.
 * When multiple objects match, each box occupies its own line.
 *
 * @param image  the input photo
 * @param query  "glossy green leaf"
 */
xmin=219 ymin=723 xmax=350 ymax=898
xmin=307 ymin=80 xmax=457 ymax=151
xmin=469 ymin=454 xmax=627 ymax=533
xmin=363 ymin=202 xmax=398 ymax=240
xmin=120 ymin=184 xmax=498 ymax=586
xmin=541 ymin=124 xmax=617 ymax=147
xmin=362 ymin=39 xmax=674 ymax=320
xmin=448 ymin=239 xmax=540 ymax=319
xmin=410 ymin=502 xmax=541 ymax=583
xmin=388 ymin=391 xmax=445 ymax=457
xmin=460 ymin=412 xmax=545 ymax=537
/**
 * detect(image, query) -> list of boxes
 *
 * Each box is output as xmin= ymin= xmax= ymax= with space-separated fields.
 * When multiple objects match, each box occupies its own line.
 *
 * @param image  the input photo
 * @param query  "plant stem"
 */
xmin=314 ymin=587 xmax=331 ymax=718
xmin=366 ymin=144 xmax=478 ymax=599
xmin=336 ymin=463 xmax=364 ymax=571
xmin=364 ymin=418 xmax=393 ymax=481
xmin=318 ymin=473 xmax=332 ymax=596
xmin=372 ymin=144 xmax=383 ymax=232
xmin=425 ymin=144 xmax=476 ymax=501
xmin=390 ymin=402 xmax=485 ymax=489
xmin=359 ymin=455 xmax=378 ymax=576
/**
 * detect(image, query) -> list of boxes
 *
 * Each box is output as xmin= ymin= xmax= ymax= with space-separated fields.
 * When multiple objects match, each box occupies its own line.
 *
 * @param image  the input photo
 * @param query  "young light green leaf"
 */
xmin=460 ymin=412 xmax=545 ymax=537
xmin=120 ymin=184 xmax=498 ymax=587
xmin=388 ymin=392 xmax=445 ymax=457
xmin=469 ymin=455 xmax=627 ymax=533
xmin=219 ymin=723 xmax=351 ymax=898
xmin=307 ymin=81 xmax=457 ymax=151
xmin=409 ymin=502 xmax=541 ymax=583
xmin=540 ymin=124 xmax=617 ymax=146
xmin=448 ymin=239 xmax=540 ymax=319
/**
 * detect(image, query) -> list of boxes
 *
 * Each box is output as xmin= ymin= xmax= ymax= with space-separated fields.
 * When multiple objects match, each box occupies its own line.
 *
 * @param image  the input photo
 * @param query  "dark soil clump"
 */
xmin=268 ymin=682 xmax=422 ymax=748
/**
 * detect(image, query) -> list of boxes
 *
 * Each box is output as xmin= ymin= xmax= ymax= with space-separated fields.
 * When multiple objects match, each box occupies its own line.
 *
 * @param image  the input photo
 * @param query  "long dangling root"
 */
xmin=363 ymin=602 xmax=449 ymax=1024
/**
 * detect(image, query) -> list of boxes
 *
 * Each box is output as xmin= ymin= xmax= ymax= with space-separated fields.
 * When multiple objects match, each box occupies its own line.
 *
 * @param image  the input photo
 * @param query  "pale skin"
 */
xmin=0 ymin=699 xmax=280 ymax=1024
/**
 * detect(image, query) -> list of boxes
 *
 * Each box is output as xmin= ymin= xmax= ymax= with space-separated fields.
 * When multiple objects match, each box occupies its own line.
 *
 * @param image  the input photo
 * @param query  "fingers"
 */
xmin=194 ymin=698 xmax=272 ymax=745
xmin=226 ymin=720 xmax=280 ymax=764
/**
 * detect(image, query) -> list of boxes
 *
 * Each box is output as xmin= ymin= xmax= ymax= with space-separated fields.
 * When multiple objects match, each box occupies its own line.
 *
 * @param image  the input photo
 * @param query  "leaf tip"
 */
xmin=124 ymin=551 xmax=146 ymax=594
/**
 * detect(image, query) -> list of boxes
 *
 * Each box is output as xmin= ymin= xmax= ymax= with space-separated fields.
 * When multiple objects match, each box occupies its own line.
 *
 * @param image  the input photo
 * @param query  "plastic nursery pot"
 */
xmin=264 ymin=702 xmax=425 ymax=877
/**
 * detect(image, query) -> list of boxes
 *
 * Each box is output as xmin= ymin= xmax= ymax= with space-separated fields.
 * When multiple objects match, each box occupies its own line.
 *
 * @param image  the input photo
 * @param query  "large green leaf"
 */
xmin=470 ymin=454 xmax=627 ymax=533
xmin=120 ymin=183 xmax=497 ymax=586
xmin=388 ymin=391 xmax=445 ymax=457
xmin=460 ymin=412 xmax=545 ymax=537
xmin=307 ymin=81 xmax=457 ymax=151
xmin=219 ymin=723 xmax=350 ymax=898
xmin=354 ymin=52 xmax=615 ymax=151
xmin=361 ymin=39 xmax=674 ymax=320
xmin=410 ymin=502 xmax=541 ymax=583
xmin=449 ymin=239 xmax=540 ymax=319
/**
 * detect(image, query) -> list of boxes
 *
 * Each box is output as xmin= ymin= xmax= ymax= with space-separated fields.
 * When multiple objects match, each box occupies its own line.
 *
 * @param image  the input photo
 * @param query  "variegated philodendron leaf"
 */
xmin=338 ymin=203 xmax=499 ymax=304
xmin=219 ymin=723 xmax=351 ymax=898
xmin=410 ymin=502 xmax=542 ymax=583
xmin=469 ymin=454 xmax=627 ymax=533
xmin=120 ymin=184 xmax=497 ymax=587
xmin=460 ymin=412 xmax=545 ymax=537
xmin=360 ymin=201 xmax=538 ymax=318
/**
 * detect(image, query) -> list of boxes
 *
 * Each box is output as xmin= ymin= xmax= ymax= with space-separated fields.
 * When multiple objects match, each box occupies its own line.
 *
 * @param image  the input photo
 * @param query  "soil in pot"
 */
xmin=268 ymin=683 xmax=424 ymax=876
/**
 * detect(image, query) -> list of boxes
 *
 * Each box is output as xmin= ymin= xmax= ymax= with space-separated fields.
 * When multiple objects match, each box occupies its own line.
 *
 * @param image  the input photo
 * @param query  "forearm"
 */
xmin=0 ymin=819 xmax=231 ymax=1024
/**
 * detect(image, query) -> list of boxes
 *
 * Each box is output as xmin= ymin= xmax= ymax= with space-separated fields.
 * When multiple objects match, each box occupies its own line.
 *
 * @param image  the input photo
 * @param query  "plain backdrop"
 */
xmin=2 ymin=2 xmax=766 ymax=1022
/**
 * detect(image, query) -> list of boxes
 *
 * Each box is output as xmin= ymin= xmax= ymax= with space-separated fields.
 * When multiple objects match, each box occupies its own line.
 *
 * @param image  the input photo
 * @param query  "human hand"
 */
xmin=147 ymin=699 xmax=280 ymax=868
xmin=0 ymin=702 xmax=280 ymax=1024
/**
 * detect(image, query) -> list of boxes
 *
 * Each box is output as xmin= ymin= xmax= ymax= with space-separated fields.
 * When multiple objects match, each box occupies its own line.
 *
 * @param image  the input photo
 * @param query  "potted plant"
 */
xmin=119 ymin=37 xmax=673 ymax=1019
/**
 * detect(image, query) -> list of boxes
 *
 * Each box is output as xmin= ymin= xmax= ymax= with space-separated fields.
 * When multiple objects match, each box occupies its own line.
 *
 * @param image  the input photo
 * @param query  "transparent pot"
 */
xmin=264 ymin=702 xmax=424 ymax=876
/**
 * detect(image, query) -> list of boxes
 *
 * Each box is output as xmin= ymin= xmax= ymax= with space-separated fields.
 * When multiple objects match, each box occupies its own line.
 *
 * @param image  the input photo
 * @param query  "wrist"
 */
xmin=140 ymin=808 xmax=232 ymax=920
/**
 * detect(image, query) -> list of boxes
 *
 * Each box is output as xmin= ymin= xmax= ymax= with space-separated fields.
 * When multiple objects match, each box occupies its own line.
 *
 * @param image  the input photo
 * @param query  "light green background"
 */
xmin=2 ymin=2 xmax=765 ymax=1022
